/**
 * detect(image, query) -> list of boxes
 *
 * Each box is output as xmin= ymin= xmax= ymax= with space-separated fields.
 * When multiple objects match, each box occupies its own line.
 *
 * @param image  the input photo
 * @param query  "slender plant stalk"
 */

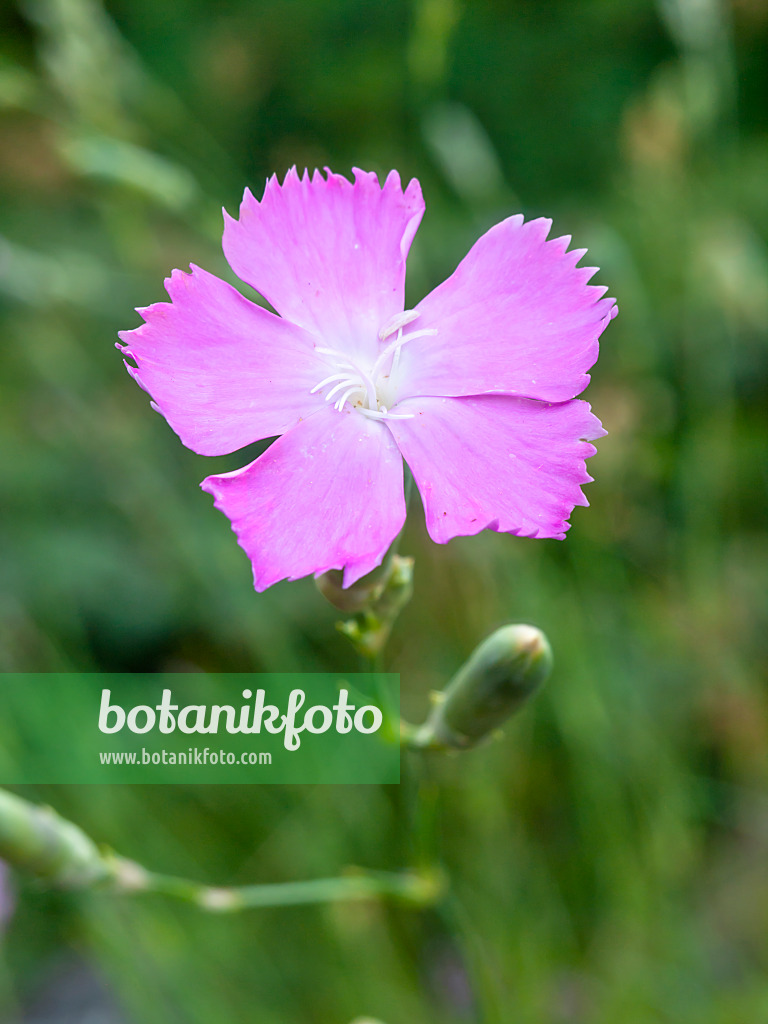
xmin=0 ymin=940 xmax=21 ymax=1024
xmin=0 ymin=788 xmax=441 ymax=914
xmin=408 ymin=758 xmax=503 ymax=1024
xmin=108 ymin=856 xmax=442 ymax=913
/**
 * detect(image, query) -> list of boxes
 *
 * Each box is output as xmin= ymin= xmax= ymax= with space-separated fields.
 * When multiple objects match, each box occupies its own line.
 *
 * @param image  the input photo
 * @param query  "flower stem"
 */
xmin=334 ymin=554 xmax=414 ymax=662
xmin=0 ymin=941 xmax=21 ymax=1024
xmin=438 ymin=893 xmax=506 ymax=1024
xmin=110 ymin=858 xmax=443 ymax=913
xmin=0 ymin=788 xmax=443 ymax=914
xmin=406 ymin=762 xmax=503 ymax=1024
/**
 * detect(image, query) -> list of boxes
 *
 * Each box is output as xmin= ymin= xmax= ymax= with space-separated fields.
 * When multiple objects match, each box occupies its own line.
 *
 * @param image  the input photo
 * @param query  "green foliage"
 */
xmin=1 ymin=0 xmax=767 ymax=1020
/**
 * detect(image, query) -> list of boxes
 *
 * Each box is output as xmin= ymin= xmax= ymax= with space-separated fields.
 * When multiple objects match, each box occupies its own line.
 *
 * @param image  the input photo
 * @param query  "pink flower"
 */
xmin=119 ymin=168 xmax=616 ymax=591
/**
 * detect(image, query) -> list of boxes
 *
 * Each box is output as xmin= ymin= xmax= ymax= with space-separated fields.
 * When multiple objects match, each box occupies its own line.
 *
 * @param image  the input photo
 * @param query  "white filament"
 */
xmin=311 ymin=310 xmax=437 ymax=421
xmin=378 ymin=308 xmax=420 ymax=341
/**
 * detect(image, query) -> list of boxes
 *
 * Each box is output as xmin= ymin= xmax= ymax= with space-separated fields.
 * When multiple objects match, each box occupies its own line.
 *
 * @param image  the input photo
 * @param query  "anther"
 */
xmin=378 ymin=309 xmax=420 ymax=341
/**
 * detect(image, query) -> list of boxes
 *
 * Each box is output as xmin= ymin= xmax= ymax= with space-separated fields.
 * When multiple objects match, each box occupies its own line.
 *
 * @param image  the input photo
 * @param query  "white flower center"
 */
xmin=310 ymin=310 xmax=436 ymax=421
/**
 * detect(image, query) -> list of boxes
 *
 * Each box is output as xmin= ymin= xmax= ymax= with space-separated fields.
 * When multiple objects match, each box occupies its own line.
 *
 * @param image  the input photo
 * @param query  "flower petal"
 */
xmin=398 ymin=216 xmax=617 ymax=403
xmin=201 ymin=406 xmax=406 ymax=590
xmin=388 ymin=395 xmax=605 ymax=543
xmin=223 ymin=168 xmax=425 ymax=362
xmin=118 ymin=265 xmax=327 ymax=456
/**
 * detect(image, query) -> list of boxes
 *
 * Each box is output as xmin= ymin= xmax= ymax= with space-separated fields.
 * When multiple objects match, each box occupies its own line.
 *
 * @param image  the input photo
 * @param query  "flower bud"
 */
xmin=315 ymin=568 xmax=386 ymax=613
xmin=0 ymin=789 xmax=111 ymax=888
xmin=410 ymin=625 xmax=552 ymax=751
xmin=332 ymin=555 xmax=414 ymax=661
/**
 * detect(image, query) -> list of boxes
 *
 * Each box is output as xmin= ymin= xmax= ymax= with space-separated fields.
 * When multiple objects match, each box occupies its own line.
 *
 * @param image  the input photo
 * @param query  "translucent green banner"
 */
xmin=0 ymin=674 xmax=400 ymax=784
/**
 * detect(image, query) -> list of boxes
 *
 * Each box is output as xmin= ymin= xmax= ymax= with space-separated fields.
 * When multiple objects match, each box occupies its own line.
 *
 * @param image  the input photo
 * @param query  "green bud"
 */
xmin=315 ymin=544 xmax=412 ymax=616
xmin=315 ymin=568 xmax=386 ymax=614
xmin=410 ymin=625 xmax=552 ymax=751
xmin=0 ymin=788 xmax=111 ymax=888
xmin=333 ymin=555 xmax=414 ymax=661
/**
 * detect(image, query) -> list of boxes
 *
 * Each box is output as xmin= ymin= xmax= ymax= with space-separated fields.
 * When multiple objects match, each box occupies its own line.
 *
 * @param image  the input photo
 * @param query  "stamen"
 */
xmin=399 ymin=327 xmax=437 ymax=343
xmin=315 ymin=345 xmax=349 ymax=360
xmin=370 ymin=325 xmax=437 ymax=383
xmin=325 ymin=378 xmax=359 ymax=402
xmin=378 ymin=309 xmax=420 ymax=341
xmin=311 ymin=317 xmax=435 ymax=418
xmin=334 ymin=385 xmax=364 ymax=411
xmin=359 ymin=407 xmax=415 ymax=421
xmin=310 ymin=372 xmax=355 ymax=394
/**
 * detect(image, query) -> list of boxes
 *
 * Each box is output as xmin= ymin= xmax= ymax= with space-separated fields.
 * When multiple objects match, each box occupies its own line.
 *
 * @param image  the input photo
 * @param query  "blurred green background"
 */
xmin=1 ymin=0 xmax=767 ymax=1020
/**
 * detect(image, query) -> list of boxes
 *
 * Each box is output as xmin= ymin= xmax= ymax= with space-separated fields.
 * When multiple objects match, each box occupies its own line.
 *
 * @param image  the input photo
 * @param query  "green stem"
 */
xmin=407 ymin=758 xmax=503 ymax=1023
xmin=0 ymin=788 xmax=443 ymax=915
xmin=110 ymin=859 xmax=442 ymax=913
xmin=0 ymin=939 xmax=21 ymax=1024
xmin=438 ymin=894 xmax=505 ymax=1024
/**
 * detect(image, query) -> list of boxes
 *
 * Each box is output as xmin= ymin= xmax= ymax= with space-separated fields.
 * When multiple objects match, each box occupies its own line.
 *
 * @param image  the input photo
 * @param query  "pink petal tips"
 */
xmin=120 ymin=167 xmax=617 ymax=589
